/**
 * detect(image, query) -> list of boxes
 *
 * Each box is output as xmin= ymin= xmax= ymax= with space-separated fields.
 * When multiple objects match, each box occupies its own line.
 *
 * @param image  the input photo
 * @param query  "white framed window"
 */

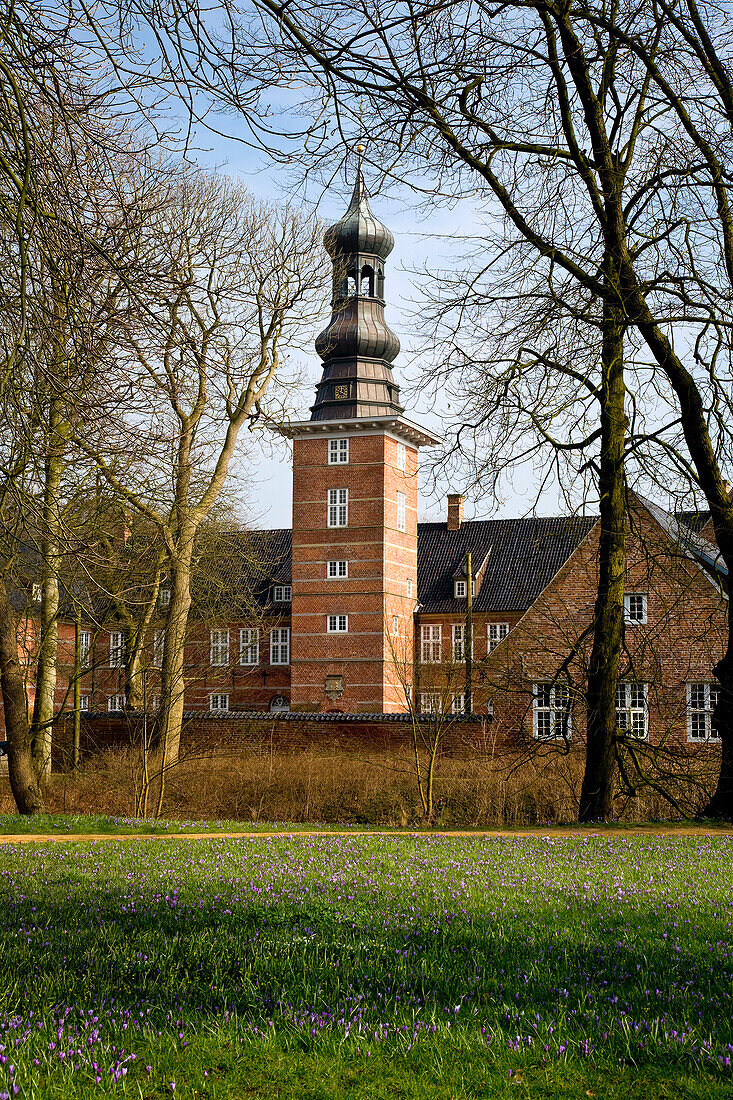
xmin=328 ymin=488 xmax=348 ymax=527
xmin=488 ymin=623 xmax=510 ymax=652
xmin=240 ymin=628 xmax=259 ymax=666
xmin=533 ymin=682 xmax=572 ymax=740
xmin=107 ymin=694 xmax=125 ymax=712
xmin=79 ymin=695 xmax=90 ymax=712
xmin=624 ymin=594 xmax=647 ymax=624
xmin=209 ymin=693 xmax=230 ymax=712
xmin=454 ymin=579 xmax=475 ymax=598
xmin=452 ymin=623 xmax=471 ymax=661
xmin=452 ymin=693 xmax=472 ymax=714
xmin=392 ymin=615 xmax=399 ymax=635
xmin=419 ymin=693 xmax=442 ymax=715
xmin=153 ymin=629 xmax=165 ymax=668
xmin=79 ymin=631 xmax=92 ymax=667
xmin=327 ymin=614 xmax=348 ymax=633
xmin=396 ymin=491 xmax=406 ymax=532
xmin=150 ymin=695 xmax=161 ymax=712
xmin=327 ymin=560 xmax=348 ymax=578
xmin=273 ymin=585 xmax=292 ymax=602
xmin=270 ymin=628 xmax=290 ymax=665
xmin=159 ymin=588 xmax=171 ymax=607
xmin=687 ymin=683 xmax=720 ymax=742
xmin=407 ymin=579 xmax=413 ymax=598
xmin=421 ymin=624 xmax=442 ymax=663
xmin=210 ymin=629 xmax=230 ymax=666
xmin=329 ymin=438 xmax=349 ymax=464
xmin=616 ymin=681 xmax=648 ymax=739
xmin=109 ymin=631 xmax=125 ymax=668
xmin=396 ymin=442 xmax=406 ymax=471
xmin=32 ymin=583 xmax=42 ymax=602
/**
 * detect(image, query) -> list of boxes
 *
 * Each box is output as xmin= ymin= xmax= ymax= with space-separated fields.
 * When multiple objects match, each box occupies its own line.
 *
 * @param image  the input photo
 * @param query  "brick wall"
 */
xmin=290 ymin=428 xmax=418 ymax=712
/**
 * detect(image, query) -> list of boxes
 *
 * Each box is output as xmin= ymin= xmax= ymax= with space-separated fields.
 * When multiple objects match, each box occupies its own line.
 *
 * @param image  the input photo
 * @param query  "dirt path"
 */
xmin=0 ymin=825 xmax=731 ymax=843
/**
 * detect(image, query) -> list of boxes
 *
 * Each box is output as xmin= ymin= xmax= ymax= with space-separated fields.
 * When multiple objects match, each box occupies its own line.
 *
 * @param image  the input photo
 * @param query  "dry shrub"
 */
xmin=0 ymin=740 xmax=717 ymax=823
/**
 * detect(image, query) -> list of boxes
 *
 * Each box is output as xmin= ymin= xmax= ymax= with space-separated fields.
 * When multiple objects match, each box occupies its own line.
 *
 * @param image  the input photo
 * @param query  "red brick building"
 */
xmin=7 ymin=172 xmax=730 ymax=755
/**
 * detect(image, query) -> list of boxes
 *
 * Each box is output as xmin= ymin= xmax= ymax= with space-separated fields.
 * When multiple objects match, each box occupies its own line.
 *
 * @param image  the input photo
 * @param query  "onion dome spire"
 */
xmin=311 ymin=148 xmax=404 ymax=421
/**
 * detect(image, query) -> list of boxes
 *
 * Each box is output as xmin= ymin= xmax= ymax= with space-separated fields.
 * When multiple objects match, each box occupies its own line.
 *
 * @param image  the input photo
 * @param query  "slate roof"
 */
xmin=191 ymin=528 xmax=292 ymax=614
xmin=679 ymin=509 xmax=713 ymax=534
xmin=634 ymin=495 xmax=727 ymax=581
xmin=416 ymin=516 xmax=597 ymax=614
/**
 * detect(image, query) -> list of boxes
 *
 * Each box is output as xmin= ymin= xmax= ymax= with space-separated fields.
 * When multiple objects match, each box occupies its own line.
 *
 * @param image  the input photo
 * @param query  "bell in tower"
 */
xmin=311 ymin=150 xmax=405 ymax=421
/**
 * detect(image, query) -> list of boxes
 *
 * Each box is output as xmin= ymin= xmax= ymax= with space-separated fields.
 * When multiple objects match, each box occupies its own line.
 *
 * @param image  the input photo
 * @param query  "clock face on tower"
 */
xmin=334 ymin=385 xmax=349 ymax=400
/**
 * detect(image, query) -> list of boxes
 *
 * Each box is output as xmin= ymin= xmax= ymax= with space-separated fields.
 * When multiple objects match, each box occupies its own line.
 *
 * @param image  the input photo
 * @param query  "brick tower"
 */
xmin=285 ymin=159 xmax=439 ymax=712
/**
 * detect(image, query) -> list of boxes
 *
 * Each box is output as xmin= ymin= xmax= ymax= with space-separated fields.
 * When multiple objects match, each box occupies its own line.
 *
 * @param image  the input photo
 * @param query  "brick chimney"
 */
xmin=447 ymin=494 xmax=465 ymax=531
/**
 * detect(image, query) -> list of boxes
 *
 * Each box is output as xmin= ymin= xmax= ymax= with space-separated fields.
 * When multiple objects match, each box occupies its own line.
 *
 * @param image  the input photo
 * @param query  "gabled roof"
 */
xmin=633 ymin=494 xmax=727 ymax=582
xmin=416 ymin=516 xmax=597 ymax=613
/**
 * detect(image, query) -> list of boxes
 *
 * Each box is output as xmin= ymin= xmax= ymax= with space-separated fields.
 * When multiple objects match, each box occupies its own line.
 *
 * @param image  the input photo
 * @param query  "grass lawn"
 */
xmin=0 ymin=833 xmax=731 ymax=1098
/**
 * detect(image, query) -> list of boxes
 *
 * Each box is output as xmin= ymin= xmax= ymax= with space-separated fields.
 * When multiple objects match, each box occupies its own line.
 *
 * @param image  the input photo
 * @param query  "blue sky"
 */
xmin=186 ymin=120 xmax=568 ymax=530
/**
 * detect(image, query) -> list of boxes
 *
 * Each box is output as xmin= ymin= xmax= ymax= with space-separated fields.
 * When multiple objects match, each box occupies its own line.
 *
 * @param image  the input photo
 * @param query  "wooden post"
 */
xmin=73 ymin=610 xmax=81 ymax=770
xmin=465 ymin=551 xmax=473 ymax=715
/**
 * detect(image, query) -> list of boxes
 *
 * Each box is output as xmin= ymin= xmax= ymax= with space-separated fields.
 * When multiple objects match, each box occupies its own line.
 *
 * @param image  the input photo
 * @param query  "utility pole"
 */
xmin=465 ymin=551 xmax=473 ymax=715
xmin=73 ymin=609 xmax=81 ymax=770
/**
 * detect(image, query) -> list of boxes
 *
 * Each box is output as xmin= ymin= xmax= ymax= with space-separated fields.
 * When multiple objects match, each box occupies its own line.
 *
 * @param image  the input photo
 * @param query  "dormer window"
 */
xmin=454 ymin=579 xmax=475 ymax=598
xmin=273 ymin=585 xmax=291 ymax=603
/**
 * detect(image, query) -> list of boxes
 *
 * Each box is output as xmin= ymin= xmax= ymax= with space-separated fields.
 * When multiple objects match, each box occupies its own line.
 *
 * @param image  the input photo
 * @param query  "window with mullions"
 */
xmin=452 ymin=623 xmax=471 ymax=662
xmin=153 ymin=629 xmax=165 ymax=668
xmin=396 ymin=491 xmax=406 ymax=532
xmin=79 ymin=631 xmax=92 ymax=667
xmin=452 ymin=693 xmax=473 ymax=714
xmin=488 ymin=623 xmax=509 ymax=651
xmin=623 ymin=594 xmax=647 ymax=624
xmin=327 ymin=560 xmax=348 ymax=578
xmin=327 ymin=614 xmax=348 ymax=633
xmin=329 ymin=438 xmax=349 ymax=465
xmin=533 ymin=682 xmax=572 ymax=740
xmin=328 ymin=488 xmax=348 ymax=527
xmin=687 ymin=682 xmax=720 ymax=741
xmin=273 ymin=585 xmax=291 ymax=602
xmin=270 ymin=628 xmax=290 ymax=665
xmin=419 ymin=693 xmax=442 ymax=715
xmin=109 ymin=631 xmax=125 ymax=668
xmin=240 ymin=629 xmax=259 ymax=666
xmin=616 ymin=681 xmax=648 ymax=739
xmin=396 ymin=442 xmax=406 ymax=471
xmin=209 ymin=693 xmax=229 ymax=712
xmin=210 ymin=629 xmax=230 ymax=666
xmin=107 ymin=694 xmax=125 ymax=712
xmin=421 ymin=624 xmax=441 ymax=663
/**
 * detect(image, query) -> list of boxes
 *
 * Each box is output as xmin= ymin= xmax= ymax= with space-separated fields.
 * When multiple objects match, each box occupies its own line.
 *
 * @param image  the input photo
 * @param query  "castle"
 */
xmin=12 ymin=171 xmax=732 ymax=752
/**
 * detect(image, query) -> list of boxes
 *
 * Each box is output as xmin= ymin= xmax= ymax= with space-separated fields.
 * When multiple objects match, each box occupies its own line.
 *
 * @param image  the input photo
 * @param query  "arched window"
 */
xmin=376 ymin=268 xmax=385 ymax=298
xmin=346 ymin=274 xmax=357 ymax=297
xmin=360 ymin=264 xmax=374 ymax=296
xmin=269 ymin=694 xmax=290 ymax=714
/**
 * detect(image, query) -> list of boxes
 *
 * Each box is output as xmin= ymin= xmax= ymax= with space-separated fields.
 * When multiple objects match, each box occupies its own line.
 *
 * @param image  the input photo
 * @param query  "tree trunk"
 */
xmin=579 ymin=267 xmax=626 ymax=822
xmin=155 ymin=533 xmax=194 ymax=785
xmin=0 ymin=575 xmax=44 ymax=814
xmin=30 ymin=397 xmax=65 ymax=779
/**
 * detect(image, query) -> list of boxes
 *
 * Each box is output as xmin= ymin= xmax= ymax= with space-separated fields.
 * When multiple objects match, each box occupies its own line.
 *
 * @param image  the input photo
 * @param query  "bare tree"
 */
xmin=79 ymin=173 xmax=327 ymax=812
xmin=210 ymin=0 xmax=733 ymax=817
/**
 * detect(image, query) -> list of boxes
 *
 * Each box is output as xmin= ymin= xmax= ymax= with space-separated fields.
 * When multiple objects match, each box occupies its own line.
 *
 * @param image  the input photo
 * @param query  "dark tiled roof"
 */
xmin=416 ymin=516 xmax=597 ymax=613
xmin=191 ymin=529 xmax=292 ymax=615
